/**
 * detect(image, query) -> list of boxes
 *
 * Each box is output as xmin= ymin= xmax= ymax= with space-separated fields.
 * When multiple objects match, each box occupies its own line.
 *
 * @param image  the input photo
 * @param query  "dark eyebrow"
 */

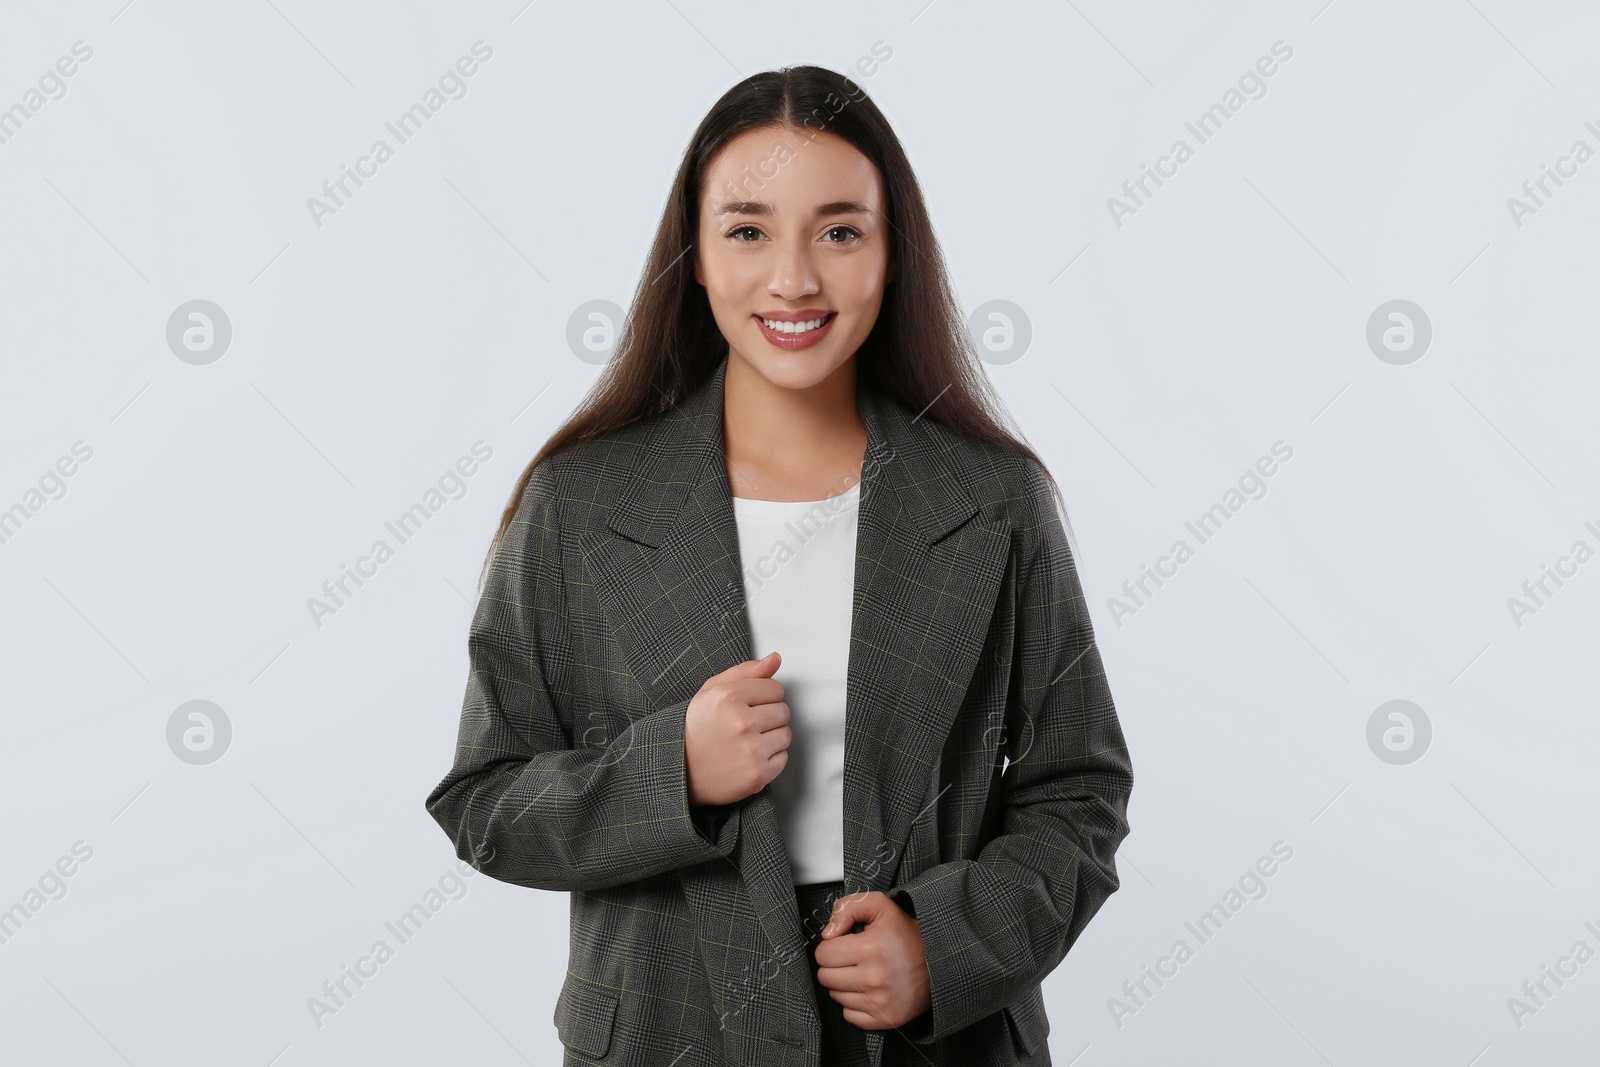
xmin=711 ymin=199 xmax=874 ymax=218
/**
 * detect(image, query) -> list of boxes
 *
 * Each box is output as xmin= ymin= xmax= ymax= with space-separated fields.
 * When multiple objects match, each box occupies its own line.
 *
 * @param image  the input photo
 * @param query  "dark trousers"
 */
xmin=794 ymin=879 xmax=873 ymax=1067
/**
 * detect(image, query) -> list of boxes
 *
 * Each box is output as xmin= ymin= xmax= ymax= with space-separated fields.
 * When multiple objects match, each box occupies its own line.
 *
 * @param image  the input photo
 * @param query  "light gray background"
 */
xmin=2 ymin=1 xmax=1596 ymax=1064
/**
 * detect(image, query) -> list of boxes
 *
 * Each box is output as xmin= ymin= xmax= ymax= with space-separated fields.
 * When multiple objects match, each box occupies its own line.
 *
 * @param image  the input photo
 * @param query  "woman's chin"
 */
xmin=741 ymin=351 xmax=853 ymax=392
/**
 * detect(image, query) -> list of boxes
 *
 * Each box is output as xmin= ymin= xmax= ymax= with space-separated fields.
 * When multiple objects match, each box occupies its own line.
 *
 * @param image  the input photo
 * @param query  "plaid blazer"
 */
xmin=425 ymin=354 xmax=1134 ymax=1066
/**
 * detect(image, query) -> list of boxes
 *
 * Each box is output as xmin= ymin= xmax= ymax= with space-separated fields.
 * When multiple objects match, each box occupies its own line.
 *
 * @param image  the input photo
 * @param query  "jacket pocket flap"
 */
xmin=554 ymin=979 xmax=620 ymax=1058
xmin=1004 ymin=987 xmax=1050 ymax=1057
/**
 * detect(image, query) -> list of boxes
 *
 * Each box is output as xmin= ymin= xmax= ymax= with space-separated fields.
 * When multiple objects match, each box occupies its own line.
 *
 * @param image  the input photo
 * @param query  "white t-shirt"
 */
xmin=730 ymin=481 xmax=859 ymax=885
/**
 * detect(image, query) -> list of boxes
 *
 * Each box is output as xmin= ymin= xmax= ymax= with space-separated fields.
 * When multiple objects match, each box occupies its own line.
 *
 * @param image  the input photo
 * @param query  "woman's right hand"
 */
xmin=684 ymin=651 xmax=792 ymax=806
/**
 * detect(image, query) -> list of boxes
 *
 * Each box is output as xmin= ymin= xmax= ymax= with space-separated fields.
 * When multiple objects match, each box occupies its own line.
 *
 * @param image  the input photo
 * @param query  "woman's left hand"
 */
xmin=814 ymin=891 xmax=932 ymax=1030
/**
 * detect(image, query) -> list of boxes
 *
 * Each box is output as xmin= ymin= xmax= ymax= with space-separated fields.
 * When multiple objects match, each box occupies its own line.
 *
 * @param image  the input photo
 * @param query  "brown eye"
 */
xmin=823 ymin=225 xmax=863 ymax=243
xmin=725 ymin=225 xmax=763 ymax=242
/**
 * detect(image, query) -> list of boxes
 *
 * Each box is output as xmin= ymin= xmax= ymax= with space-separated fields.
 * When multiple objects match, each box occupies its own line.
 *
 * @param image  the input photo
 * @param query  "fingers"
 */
xmin=813 ymin=961 xmax=869 ymax=991
xmin=815 ymin=942 xmax=911 ymax=1031
xmin=757 ymin=724 xmax=793 ymax=759
xmin=745 ymin=696 xmax=790 ymax=731
xmin=815 ymin=973 xmax=898 ymax=1029
xmin=735 ymin=677 xmax=787 ymax=707
xmin=722 ymin=650 xmax=780 ymax=677
xmin=822 ymin=989 xmax=876 ymax=1013
xmin=822 ymin=891 xmax=884 ymax=935
xmin=840 ymin=1006 xmax=896 ymax=1030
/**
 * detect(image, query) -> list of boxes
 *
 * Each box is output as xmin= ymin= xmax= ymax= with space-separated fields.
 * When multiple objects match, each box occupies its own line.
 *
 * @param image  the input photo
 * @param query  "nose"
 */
xmin=768 ymin=238 xmax=820 ymax=301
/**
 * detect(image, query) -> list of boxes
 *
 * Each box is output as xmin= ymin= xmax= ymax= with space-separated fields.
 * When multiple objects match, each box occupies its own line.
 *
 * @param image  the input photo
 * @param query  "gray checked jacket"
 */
xmin=425 ymin=353 xmax=1134 ymax=1066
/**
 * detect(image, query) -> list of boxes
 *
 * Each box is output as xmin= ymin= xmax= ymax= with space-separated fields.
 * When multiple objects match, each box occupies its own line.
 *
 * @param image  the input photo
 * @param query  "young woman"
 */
xmin=426 ymin=65 xmax=1133 ymax=1067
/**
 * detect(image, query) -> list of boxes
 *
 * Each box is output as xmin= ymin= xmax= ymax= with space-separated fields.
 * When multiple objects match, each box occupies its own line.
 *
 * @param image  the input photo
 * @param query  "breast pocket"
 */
xmin=554 ymin=978 xmax=619 ymax=1059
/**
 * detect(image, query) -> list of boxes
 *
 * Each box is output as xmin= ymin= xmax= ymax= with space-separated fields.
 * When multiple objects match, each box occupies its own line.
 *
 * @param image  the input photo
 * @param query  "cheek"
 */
xmin=830 ymin=257 xmax=889 ymax=312
xmin=699 ymin=249 xmax=760 ymax=299
xmin=697 ymin=265 xmax=749 ymax=321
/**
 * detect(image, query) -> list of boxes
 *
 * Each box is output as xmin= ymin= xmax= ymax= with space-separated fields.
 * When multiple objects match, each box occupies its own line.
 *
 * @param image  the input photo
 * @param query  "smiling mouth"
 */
xmin=754 ymin=312 xmax=837 ymax=335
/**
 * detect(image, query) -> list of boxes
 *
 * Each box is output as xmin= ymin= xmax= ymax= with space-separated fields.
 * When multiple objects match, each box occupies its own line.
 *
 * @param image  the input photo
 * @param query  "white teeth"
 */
xmin=761 ymin=315 xmax=830 ymax=334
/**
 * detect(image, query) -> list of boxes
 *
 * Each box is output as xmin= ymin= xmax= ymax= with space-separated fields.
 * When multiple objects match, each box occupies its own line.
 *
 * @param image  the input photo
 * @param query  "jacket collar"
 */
xmin=603 ymin=353 xmax=983 ymax=550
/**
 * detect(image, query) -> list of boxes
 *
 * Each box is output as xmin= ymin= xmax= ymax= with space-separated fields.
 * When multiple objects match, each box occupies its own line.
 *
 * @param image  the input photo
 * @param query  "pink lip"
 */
xmin=753 ymin=311 xmax=836 ymax=351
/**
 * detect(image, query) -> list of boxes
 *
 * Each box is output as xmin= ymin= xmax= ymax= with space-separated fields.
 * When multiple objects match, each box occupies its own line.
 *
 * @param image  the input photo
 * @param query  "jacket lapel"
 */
xmin=577 ymin=354 xmax=1012 ymax=1011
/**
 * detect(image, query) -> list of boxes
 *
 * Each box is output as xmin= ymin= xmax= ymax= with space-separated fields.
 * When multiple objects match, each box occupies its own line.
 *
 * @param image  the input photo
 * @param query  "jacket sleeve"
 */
xmin=887 ymin=458 xmax=1134 ymax=1042
xmin=425 ymin=458 xmax=741 ymax=892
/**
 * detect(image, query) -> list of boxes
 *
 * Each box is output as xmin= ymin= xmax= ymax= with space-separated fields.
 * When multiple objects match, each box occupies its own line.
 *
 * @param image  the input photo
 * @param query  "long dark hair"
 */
xmin=482 ymin=64 xmax=1068 ymax=583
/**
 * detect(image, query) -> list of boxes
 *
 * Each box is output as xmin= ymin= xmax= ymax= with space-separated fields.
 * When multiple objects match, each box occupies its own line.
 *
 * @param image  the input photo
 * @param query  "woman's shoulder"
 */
xmin=511 ymin=411 xmax=677 ymax=532
xmin=870 ymin=388 xmax=1053 ymax=519
xmin=976 ymin=450 xmax=1060 ymax=549
xmin=915 ymin=421 xmax=1057 ymax=537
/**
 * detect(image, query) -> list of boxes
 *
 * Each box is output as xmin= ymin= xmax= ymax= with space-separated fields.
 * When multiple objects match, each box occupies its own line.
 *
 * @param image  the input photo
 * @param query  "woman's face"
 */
xmin=694 ymin=125 xmax=892 ymax=392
